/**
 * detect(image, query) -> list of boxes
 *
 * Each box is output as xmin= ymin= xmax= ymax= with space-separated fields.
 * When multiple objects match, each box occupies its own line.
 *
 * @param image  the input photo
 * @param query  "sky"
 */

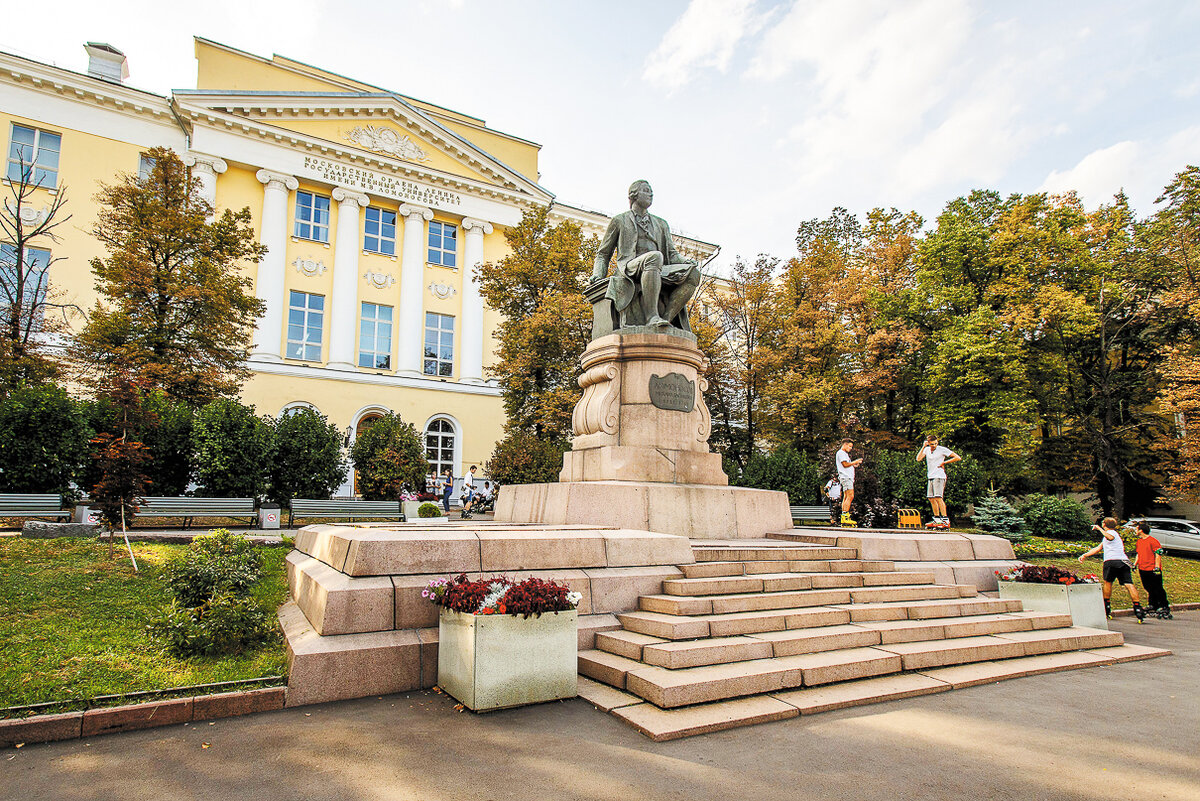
xmin=5 ymin=0 xmax=1200 ymax=273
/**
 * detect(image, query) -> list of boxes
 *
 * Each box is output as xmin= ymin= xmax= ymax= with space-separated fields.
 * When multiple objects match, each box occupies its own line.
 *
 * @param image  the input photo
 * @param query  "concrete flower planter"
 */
xmin=437 ymin=608 xmax=578 ymax=712
xmin=998 ymin=581 xmax=1107 ymax=629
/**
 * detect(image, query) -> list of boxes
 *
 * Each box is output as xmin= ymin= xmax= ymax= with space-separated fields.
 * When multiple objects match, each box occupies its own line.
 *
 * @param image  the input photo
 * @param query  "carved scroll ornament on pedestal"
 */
xmin=572 ymin=363 xmax=621 ymax=437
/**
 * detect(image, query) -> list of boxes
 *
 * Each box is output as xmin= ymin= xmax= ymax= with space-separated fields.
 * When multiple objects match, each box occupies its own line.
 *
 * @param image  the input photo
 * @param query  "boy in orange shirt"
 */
xmin=1134 ymin=521 xmax=1173 ymax=619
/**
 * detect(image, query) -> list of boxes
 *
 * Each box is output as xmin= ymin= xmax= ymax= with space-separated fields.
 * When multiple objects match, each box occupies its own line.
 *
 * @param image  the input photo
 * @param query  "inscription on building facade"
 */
xmin=648 ymin=373 xmax=695 ymax=413
xmin=301 ymin=156 xmax=463 ymax=210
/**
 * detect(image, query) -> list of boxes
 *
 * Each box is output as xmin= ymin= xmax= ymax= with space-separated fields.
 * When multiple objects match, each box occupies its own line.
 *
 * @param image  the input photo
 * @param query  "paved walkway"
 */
xmin=3 ymin=613 xmax=1197 ymax=801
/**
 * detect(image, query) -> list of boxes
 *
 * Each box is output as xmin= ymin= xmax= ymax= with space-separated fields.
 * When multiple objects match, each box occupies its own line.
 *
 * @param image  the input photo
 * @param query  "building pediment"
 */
xmin=172 ymin=90 xmax=550 ymax=202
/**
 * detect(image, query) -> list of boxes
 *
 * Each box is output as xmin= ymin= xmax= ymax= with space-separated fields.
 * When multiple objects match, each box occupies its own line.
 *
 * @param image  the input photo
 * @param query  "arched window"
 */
xmin=425 ymin=418 xmax=456 ymax=479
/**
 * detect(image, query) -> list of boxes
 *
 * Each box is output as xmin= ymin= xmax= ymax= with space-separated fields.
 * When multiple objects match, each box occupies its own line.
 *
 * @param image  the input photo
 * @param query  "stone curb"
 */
xmin=0 ymin=687 xmax=286 ymax=749
xmin=1110 ymin=601 xmax=1200 ymax=618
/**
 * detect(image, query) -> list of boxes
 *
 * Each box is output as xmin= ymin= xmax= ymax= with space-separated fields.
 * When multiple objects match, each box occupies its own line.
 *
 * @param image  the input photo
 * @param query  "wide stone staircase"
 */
xmin=577 ymin=539 xmax=1168 ymax=741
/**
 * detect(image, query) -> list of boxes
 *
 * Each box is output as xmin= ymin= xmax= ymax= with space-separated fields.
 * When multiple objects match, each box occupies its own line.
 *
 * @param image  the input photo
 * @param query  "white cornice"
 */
xmin=0 ymin=51 xmax=176 ymax=126
xmin=174 ymin=101 xmax=552 ymax=212
xmin=247 ymin=359 xmax=502 ymax=396
xmin=174 ymin=91 xmax=547 ymax=200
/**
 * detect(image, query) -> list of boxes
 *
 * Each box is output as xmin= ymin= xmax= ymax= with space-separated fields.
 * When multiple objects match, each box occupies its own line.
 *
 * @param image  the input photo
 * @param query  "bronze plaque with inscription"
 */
xmin=648 ymin=373 xmax=695 ymax=412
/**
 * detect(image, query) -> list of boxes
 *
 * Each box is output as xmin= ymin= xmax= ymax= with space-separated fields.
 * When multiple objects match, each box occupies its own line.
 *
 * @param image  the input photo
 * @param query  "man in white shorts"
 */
xmin=835 ymin=440 xmax=862 ymax=527
xmin=917 ymin=435 xmax=960 ymax=529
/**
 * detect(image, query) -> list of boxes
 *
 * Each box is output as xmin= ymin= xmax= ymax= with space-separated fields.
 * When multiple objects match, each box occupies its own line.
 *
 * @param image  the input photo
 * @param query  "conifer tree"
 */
xmin=972 ymin=487 xmax=1029 ymax=541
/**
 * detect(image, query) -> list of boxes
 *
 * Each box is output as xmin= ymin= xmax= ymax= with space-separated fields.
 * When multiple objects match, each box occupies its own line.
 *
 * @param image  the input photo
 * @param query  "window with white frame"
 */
xmin=358 ymin=302 xmax=393 ymax=369
xmin=427 ymin=220 xmax=457 ymax=267
xmin=423 ymin=312 xmax=454 ymax=377
xmin=286 ymin=290 xmax=324 ymax=361
xmin=7 ymin=124 xmax=61 ymax=188
xmin=138 ymin=154 xmax=156 ymax=181
xmin=425 ymin=418 xmax=456 ymax=478
xmin=363 ymin=207 xmax=396 ymax=256
xmin=294 ymin=191 xmax=331 ymax=242
xmin=1 ymin=244 xmax=51 ymax=325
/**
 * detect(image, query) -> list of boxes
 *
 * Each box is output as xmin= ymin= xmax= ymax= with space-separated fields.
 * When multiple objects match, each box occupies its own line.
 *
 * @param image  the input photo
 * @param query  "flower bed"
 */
xmin=1012 ymin=537 xmax=1089 ymax=559
xmin=996 ymin=563 xmax=1098 ymax=585
xmin=423 ymin=574 xmax=582 ymax=617
xmin=426 ymin=574 xmax=580 ymax=711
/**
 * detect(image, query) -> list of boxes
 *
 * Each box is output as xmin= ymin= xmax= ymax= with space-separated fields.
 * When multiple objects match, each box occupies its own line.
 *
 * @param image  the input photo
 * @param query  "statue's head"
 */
xmin=627 ymin=180 xmax=653 ymax=208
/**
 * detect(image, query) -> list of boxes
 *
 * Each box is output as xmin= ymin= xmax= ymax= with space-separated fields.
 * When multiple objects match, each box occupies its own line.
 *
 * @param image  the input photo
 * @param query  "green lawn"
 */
xmin=0 ymin=536 xmax=288 ymax=711
xmin=1023 ymin=553 xmax=1200 ymax=610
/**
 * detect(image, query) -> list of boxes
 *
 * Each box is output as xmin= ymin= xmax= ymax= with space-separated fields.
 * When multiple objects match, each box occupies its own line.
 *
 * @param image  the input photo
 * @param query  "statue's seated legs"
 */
xmin=637 ymin=252 xmax=668 ymax=328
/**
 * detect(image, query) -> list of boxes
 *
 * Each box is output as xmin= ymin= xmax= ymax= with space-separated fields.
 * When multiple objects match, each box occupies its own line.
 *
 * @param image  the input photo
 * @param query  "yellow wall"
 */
xmin=435 ymin=119 xmax=540 ymax=184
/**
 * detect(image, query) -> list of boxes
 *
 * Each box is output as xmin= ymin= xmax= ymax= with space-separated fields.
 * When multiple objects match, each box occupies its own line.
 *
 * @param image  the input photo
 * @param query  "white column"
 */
xmin=183 ymin=153 xmax=227 ymax=216
xmin=252 ymin=169 xmax=298 ymax=362
xmin=460 ymin=217 xmax=492 ymax=384
xmin=397 ymin=203 xmax=433 ymax=377
xmin=327 ymin=187 xmax=370 ymax=370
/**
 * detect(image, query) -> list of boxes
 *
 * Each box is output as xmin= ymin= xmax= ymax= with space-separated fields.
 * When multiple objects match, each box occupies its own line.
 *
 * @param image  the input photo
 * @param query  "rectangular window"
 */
xmin=423 ymin=312 xmax=454 ymax=377
xmin=363 ymin=207 xmax=397 ymax=256
xmin=0 ymin=244 xmax=51 ymax=326
xmin=294 ymin=191 xmax=331 ymax=242
xmin=427 ymin=221 xmax=457 ymax=267
xmin=286 ymin=290 xmax=324 ymax=362
xmin=7 ymin=124 xmax=61 ymax=188
xmin=358 ymin=302 xmax=393 ymax=369
xmin=138 ymin=154 xmax=156 ymax=181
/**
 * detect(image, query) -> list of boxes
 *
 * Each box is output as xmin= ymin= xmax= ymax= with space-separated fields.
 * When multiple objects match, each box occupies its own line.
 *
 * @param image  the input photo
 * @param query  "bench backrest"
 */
xmin=290 ymin=499 xmax=402 ymax=515
xmin=0 ymin=493 xmax=65 ymax=512
xmin=139 ymin=497 xmax=257 ymax=514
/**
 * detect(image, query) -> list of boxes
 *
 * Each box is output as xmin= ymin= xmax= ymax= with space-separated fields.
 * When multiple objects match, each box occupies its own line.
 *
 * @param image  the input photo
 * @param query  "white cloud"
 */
xmin=1038 ymin=127 xmax=1200 ymax=210
xmin=643 ymin=0 xmax=766 ymax=90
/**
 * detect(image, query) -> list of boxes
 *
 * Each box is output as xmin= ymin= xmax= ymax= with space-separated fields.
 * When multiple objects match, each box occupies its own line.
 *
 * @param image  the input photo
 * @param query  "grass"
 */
xmin=1023 ymin=552 xmax=1200 ymax=610
xmin=0 ymin=536 xmax=288 ymax=711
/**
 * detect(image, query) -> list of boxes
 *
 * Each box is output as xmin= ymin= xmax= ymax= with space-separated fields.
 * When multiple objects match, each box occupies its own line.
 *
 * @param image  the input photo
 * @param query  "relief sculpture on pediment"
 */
xmin=343 ymin=124 xmax=429 ymax=163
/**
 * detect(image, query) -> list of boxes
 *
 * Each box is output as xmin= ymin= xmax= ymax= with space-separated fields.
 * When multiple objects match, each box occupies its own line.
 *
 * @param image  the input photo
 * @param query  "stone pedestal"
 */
xmin=496 ymin=332 xmax=792 ymax=538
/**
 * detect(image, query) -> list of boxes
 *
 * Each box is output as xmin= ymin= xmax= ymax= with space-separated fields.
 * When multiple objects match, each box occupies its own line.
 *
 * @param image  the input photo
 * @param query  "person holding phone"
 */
xmin=917 ymin=435 xmax=960 ymax=529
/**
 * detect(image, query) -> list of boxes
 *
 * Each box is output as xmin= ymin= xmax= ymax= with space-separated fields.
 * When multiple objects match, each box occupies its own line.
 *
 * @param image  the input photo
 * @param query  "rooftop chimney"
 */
xmin=84 ymin=42 xmax=128 ymax=84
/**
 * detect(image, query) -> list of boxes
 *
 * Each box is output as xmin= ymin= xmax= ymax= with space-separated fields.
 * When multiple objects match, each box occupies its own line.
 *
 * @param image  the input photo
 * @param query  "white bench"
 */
xmin=288 ymin=499 xmax=405 ymax=526
xmin=137 ymin=496 xmax=258 ymax=528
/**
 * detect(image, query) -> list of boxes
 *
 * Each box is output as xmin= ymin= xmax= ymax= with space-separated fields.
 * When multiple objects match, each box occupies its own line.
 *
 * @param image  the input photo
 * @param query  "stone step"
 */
xmin=693 ymin=546 xmax=860 ymax=562
xmin=834 ymin=596 xmax=1021 ymax=622
xmin=595 ymin=627 xmax=1123 ymax=709
xmin=661 ymin=571 xmax=937 ymax=596
xmin=604 ymin=645 xmax=1170 ymax=741
xmin=596 ymin=612 xmax=1073 ymax=668
xmin=677 ymin=559 xmax=896 ymax=578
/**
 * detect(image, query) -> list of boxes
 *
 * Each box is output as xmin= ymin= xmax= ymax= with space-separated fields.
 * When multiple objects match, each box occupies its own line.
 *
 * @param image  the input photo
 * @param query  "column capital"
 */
xmin=462 ymin=217 xmax=494 ymax=235
xmin=184 ymin=153 xmax=228 ymax=176
xmin=399 ymin=204 xmax=434 ymax=222
xmin=256 ymin=169 xmax=299 ymax=192
xmin=332 ymin=186 xmax=370 ymax=207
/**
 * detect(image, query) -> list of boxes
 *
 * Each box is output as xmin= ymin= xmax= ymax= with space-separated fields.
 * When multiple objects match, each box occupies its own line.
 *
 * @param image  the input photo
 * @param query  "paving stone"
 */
xmin=594 ymin=630 xmax=665 ymax=660
xmin=192 ymin=687 xmax=286 ymax=721
xmin=875 ymin=635 xmax=1026 ymax=670
xmin=918 ymin=650 xmax=1113 ymax=688
xmin=576 ymin=677 xmax=642 ymax=712
xmin=577 ymin=650 xmax=644 ymax=689
xmin=772 ymin=673 xmax=950 ymax=715
xmin=0 ymin=711 xmax=83 ymax=747
xmin=1084 ymin=643 xmax=1173 ymax=662
xmin=81 ymin=698 xmax=193 ymax=737
xmin=992 ymin=626 xmax=1123 ymax=656
xmin=747 ymin=624 xmax=882 ymax=656
xmin=641 ymin=636 xmax=773 ymax=669
xmin=638 ymin=594 xmax=712 ymax=615
xmin=612 ymin=695 xmax=798 ymax=742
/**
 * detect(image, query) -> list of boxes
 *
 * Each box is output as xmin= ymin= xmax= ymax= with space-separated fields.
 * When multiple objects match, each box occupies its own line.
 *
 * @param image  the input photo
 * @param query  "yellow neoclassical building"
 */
xmin=1 ymin=38 xmax=716 ymax=494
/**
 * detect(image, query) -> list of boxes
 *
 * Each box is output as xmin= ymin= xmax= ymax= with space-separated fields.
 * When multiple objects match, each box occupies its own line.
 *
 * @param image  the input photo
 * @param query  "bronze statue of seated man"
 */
xmin=590 ymin=179 xmax=700 ymax=332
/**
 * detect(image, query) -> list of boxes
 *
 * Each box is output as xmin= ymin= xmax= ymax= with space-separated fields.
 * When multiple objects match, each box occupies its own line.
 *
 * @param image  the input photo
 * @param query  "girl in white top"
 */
xmin=1079 ymin=517 xmax=1144 ymax=621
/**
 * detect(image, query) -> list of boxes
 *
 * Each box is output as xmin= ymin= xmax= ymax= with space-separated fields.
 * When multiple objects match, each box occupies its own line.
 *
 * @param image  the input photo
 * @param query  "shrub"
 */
xmin=163 ymin=528 xmax=263 ymax=607
xmin=269 ymin=407 xmax=347 ymax=504
xmin=153 ymin=593 xmax=274 ymax=656
xmin=0 ymin=383 xmax=90 ymax=496
xmin=485 ymin=431 xmax=566 ymax=486
xmin=350 ymin=413 xmax=427 ymax=500
xmin=1018 ymin=493 xmax=1092 ymax=541
xmin=737 ymin=447 xmax=820 ymax=505
xmin=418 ymin=502 xmax=443 ymax=518
xmin=996 ymin=564 xmax=1097 ymax=585
xmin=972 ymin=488 xmax=1029 ymax=541
xmin=192 ymin=398 xmax=275 ymax=498
xmin=140 ymin=391 xmax=195 ymax=496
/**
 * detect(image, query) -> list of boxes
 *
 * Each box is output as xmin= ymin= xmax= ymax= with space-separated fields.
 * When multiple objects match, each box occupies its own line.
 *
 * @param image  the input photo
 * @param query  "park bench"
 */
xmin=790 ymin=505 xmax=835 ymax=525
xmin=136 ymin=496 xmax=258 ymax=528
xmin=0 ymin=493 xmax=71 ymax=523
xmin=288 ymin=498 xmax=405 ymax=526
